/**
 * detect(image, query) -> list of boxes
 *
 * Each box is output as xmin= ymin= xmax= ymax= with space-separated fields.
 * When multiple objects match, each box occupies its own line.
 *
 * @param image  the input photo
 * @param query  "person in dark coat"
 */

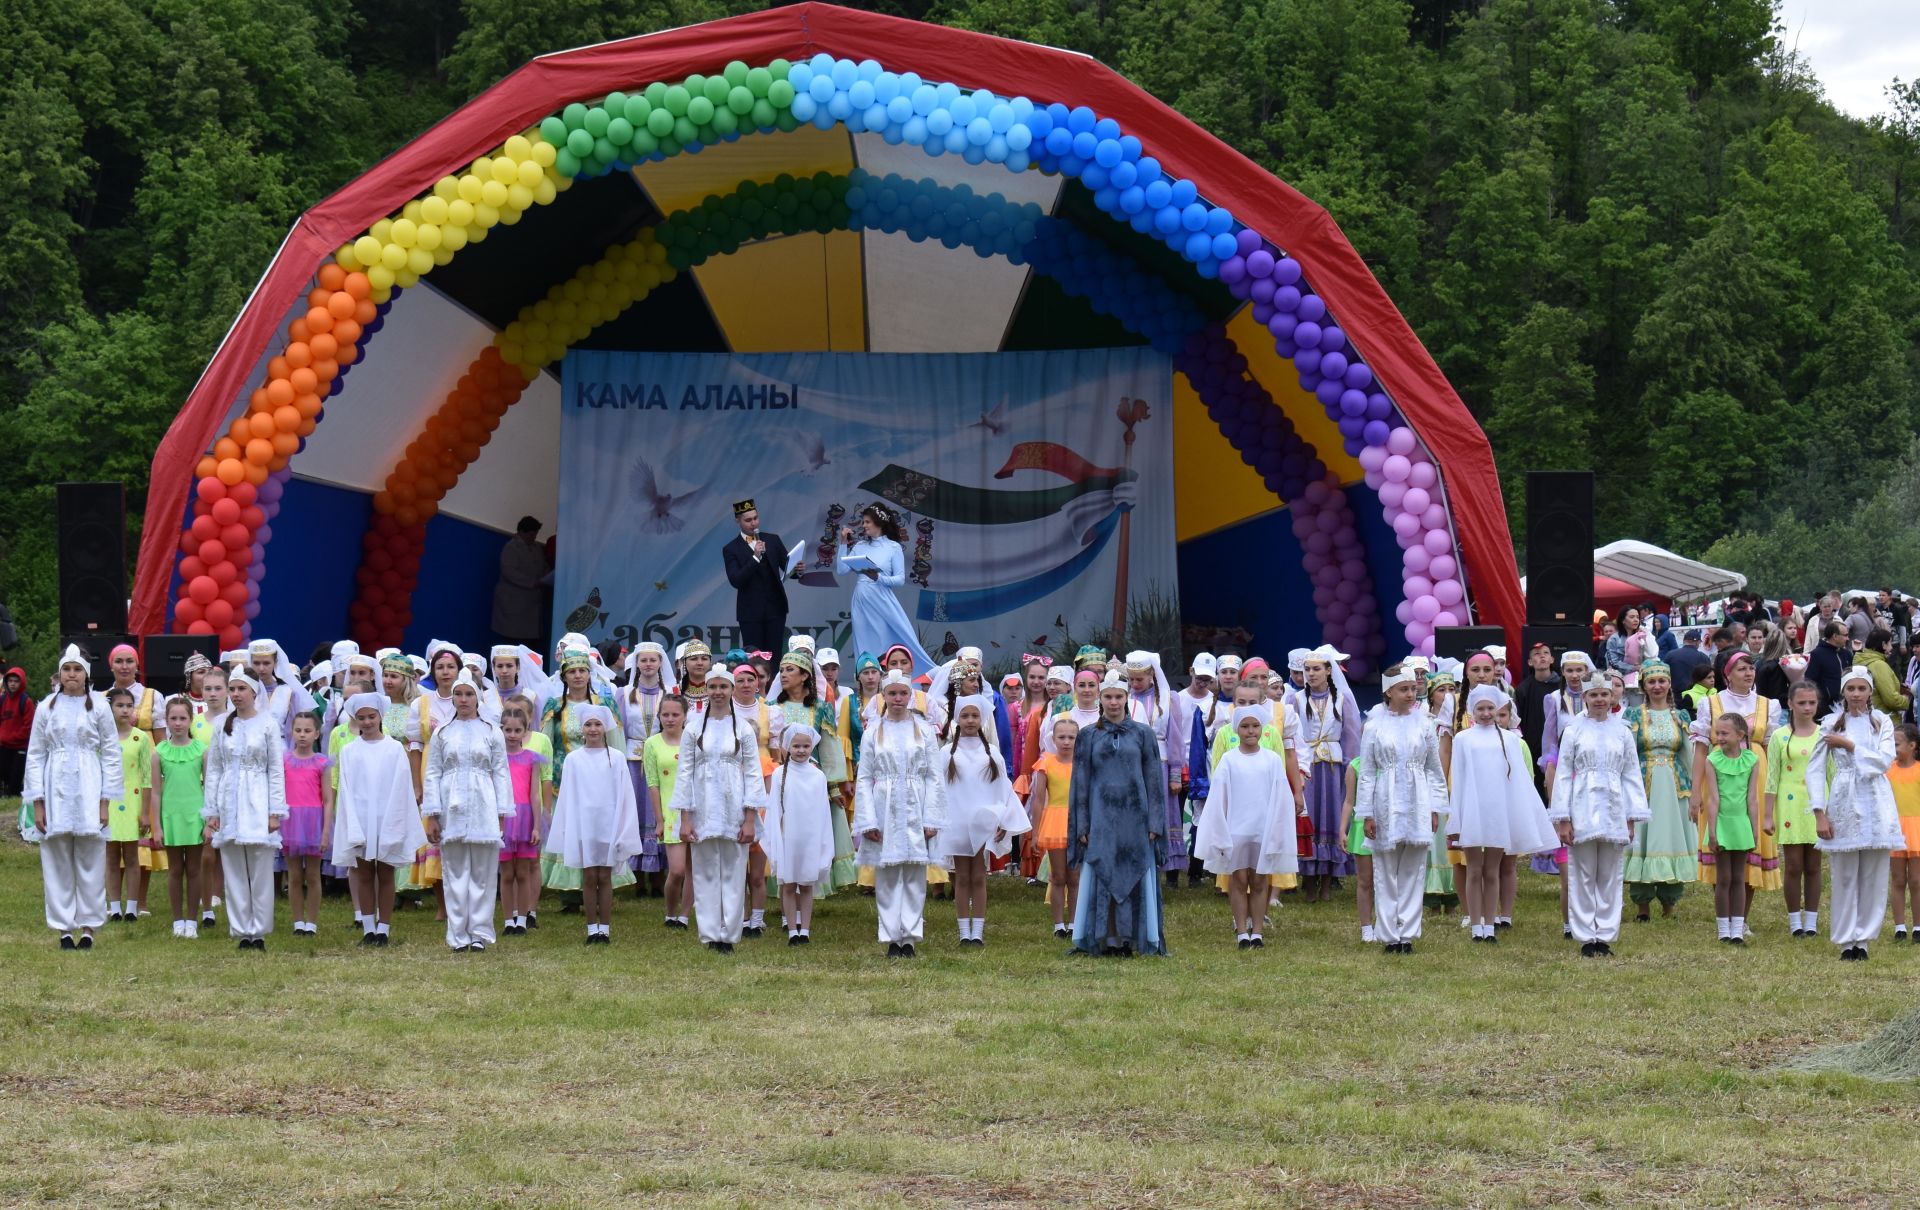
xmin=1066 ymin=674 xmax=1169 ymax=956
xmin=1806 ymin=620 xmax=1851 ymax=718
xmin=721 ymin=499 xmax=791 ymax=655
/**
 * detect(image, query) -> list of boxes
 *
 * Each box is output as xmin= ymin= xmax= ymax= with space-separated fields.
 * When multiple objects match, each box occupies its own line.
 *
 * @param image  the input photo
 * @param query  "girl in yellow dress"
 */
xmin=1888 ymin=723 xmax=1920 ymax=941
xmin=1027 ymin=716 xmax=1078 ymax=938
xmin=1765 ymin=682 xmax=1824 ymax=936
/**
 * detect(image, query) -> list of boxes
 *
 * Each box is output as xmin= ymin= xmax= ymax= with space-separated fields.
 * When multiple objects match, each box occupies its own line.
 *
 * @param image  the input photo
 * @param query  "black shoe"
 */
xmin=1580 ymin=942 xmax=1597 ymax=957
xmin=1494 ymin=920 xmax=1512 ymax=931
xmin=77 ymin=933 xmax=93 ymax=950
xmin=526 ymin=913 xmax=539 ymax=929
xmin=789 ymin=933 xmax=803 ymax=947
xmin=471 ymin=942 xmax=487 ymax=952
xmin=900 ymin=943 xmax=916 ymax=958
xmin=106 ymin=912 xmax=122 ymax=923
xmin=1839 ymin=947 xmax=1857 ymax=961
xmin=1237 ymin=936 xmax=1253 ymax=950
xmin=359 ymin=931 xmax=377 ymax=947
xmin=201 ymin=912 xmax=217 ymax=928
xmin=742 ymin=925 xmax=763 ymax=939
xmin=721 ymin=941 xmax=737 ymax=954
xmin=59 ymin=934 xmax=76 ymax=950
xmin=1053 ymin=925 xmax=1070 ymax=939
xmin=1728 ymin=936 xmax=1745 ymax=947
xmin=885 ymin=943 xmax=902 ymax=958
xmin=1166 ymin=875 xmax=1181 ymax=891
xmin=1470 ymin=934 xmax=1485 ymax=944
xmin=798 ymin=933 xmax=811 ymax=945
xmin=1484 ymin=933 xmax=1498 ymax=946
xmin=1249 ymin=935 xmax=1264 ymax=949
xmin=560 ymin=903 xmax=580 ymax=914
xmin=373 ymin=933 xmax=390 ymax=947
xmin=1595 ymin=942 xmax=1612 ymax=956
xmin=584 ymin=933 xmax=596 ymax=946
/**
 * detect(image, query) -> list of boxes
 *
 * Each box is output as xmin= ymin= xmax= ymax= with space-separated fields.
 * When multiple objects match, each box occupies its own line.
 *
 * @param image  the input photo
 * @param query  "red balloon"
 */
xmin=218 ymin=625 xmax=244 ymax=649
xmin=191 ymin=516 xmax=219 ymax=542
xmin=206 ymin=599 xmax=234 ymax=628
xmin=187 ymin=575 xmax=219 ymax=605
xmin=361 ymin=585 xmax=386 ymax=608
xmin=365 ymin=549 xmax=392 ymax=572
xmin=220 ymin=581 xmax=250 ymax=607
xmin=208 ymin=561 xmax=238 ymax=587
xmin=219 ymin=523 xmax=251 ymax=551
xmin=179 ymin=557 xmax=207 ymax=582
xmin=228 ymin=481 xmax=258 ymax=508
xmin=178 ymin=531 xmax=199 ymax=556
xmin=240 ymin=506 xmax=266 ymax=530
xmin=198 ymin=539 xmax=226 ymax=566
xmin=173 ymin=599 xmax=204 ymax=626
xmin=187 ymin=620 xmax=216 ymax=636
xmin=196 ymin=478 xmax=226 ymax=505
xmin=210 ymin=498 xmax=241 ymax=526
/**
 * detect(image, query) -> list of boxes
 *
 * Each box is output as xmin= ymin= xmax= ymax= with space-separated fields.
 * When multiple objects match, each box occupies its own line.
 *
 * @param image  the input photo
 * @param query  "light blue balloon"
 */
xmin=962 ymin=144 xmax=986 ymax=165
xmin=808 ymin=75 xmax=835 ymax=103
xmin=1044 ymin=127 xmax=1072 ymax=156
xmin=1067 ymin=106 xmax=1095 ymax=133
xmin=935 ymin=82 xmax=960 ymax=107
xmin=944 ymin=127 xmax=969 ymax=154
xmin=927 ymin=108 xmax=953 ymax=136
xmin=874 ymin=73 xmax=900 ymax=103
xmin=788 ymin=63 xmax=814 ymax=92
xmin=1170 ymin=179 xmax=1198 ymax=207
xmin=844 ymin=104 xmax=866 ymax=133
xmin=903 ymin=115 xmax=928 ymax=144
xmin=791 ymin=93 xmax=818 ymax=122
xmin=827 ymin=92 xmax=853 ymax=121
xmin=858 ymin=59 xmax=883 ymax=81
xmin=1005 ymin=124 xmax=1032 ymax=152
xmin=967 ymin=117 xmax=992 ymax=145
xmin=865 ymin=103 xmax=889 ymax=129
xmin=912 ymin=85 xmax=937 ymax=115
xmin=985 ymin=134 xmax=1008 ymax=162
xmin=831 ymin=59 xmax=857 ymax=89
xmin=811 ymin=107 xmax=835 ymax=131
xmin=951 ymin=96 xmax=977 ymax=125
xmin=849 ymin=81 xmax=875 ymax=109
xmin=989 ymin=103 xmax=1014 ymax=132
xmin=887 ymin=96 xmax=912 ymax=123
xmin=1006 ymin=149 xmax=1031 ymax=173
xmin=1094 ymin=117 xmax=1120 ymax=140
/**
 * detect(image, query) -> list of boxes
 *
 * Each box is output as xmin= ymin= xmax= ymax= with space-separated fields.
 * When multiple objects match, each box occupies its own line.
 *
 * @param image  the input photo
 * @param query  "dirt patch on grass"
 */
xmin=0 ymin=1071 xmax=443 ymax=1124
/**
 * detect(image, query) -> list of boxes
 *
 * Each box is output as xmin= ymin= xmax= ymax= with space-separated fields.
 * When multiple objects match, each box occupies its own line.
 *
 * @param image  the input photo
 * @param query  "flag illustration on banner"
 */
xmin=856 ymin=441 xmax=1139 ymax=623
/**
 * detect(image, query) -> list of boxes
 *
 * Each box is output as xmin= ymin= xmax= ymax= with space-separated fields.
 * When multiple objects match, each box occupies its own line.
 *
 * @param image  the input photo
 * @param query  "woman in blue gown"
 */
xmin=836 ymin=504 xmax=935 ymax=677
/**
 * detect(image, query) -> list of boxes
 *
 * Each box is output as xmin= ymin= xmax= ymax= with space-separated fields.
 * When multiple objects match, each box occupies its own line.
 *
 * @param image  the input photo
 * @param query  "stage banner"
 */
xmin=555 ymin=349 xmax=1177 ymax=669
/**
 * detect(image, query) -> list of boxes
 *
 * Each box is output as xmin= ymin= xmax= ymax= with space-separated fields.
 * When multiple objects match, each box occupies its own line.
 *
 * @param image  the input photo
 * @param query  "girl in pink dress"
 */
xmin=281 ymin=712 xmax=333 ymax=936
xmin=497 ymin=711 xmax=549 ymax=936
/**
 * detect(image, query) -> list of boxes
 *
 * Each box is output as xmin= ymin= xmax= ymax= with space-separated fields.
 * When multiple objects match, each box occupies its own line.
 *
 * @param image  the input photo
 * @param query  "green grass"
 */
xmin=2 ymin=807 xmax=1918 ymax=1207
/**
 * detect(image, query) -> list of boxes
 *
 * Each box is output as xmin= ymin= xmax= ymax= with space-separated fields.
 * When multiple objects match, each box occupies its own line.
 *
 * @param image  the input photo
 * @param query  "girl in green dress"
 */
xmin=1623 ymin=663 xmax=1697 ymax=920
xmin=1704 ymin=713 xmax=1766 ymax=945
xmin=1338 ymin=755 xmax=1373 ymax=942
xmin=1765 ymin=681 xmax=1824 ymax=937
xmin=152 ymin=696 xmax=209 ymax=938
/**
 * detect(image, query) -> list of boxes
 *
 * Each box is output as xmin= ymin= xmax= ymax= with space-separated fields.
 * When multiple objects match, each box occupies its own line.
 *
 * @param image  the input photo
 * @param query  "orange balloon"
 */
xmin=289 ymin=367 xmax=318 ymax=396
xmin=248 ymin=412 xmax=276 ymax=440
xmin=297 ymin=418 xmax=316 ymax=438
xmin=309 ymin=287 xmax=331 ymax=309
xmin=214 ymin=437 xmax=241 ymax=462
xmin=311 ymin=359 xmax=338 ymax=381
xmin=272 ymin=432 xmax=299 ymax=457
xmin=228 ymin=418 xmax=252 ymax=443
xmin=336 ymin=344 xmax=359 ymax=367
xmin=284 ymin=342 xmax=313 ymax=369
xmin=195 ymin=456 xmax=218 ymax=480
xmin=267 ymin=356 xmax=291 ymax=381
xmin=456 ymin=441 xmax=480 ymax=464
xmin=294 ymin=393 xmax=322 ymax=418
xmin=249 ymin=387 xmax=271 ymax=410
xmin=327 ymin=291 xmax=356 ymax=320
xmin=390 ymin=478 xmax=416 ymax=503
xmin=344 ymin=272 xmax=371 ymax=300
xmin=245 ymin=437 xmax=275 ymax=465
xmin=396 ymin=505 xmax=419 ymax=526
xmin=288 ymin=318 xmax=311 ymax=343
xmin=273 ymin=405 xmax=301 ymax=431
xmin=217 ymin=458 xmax=246 ymax=486
xmin=318 ymin=264 xmax=346 ymax=291
xmin=372 ymin=490 xmax=395 ymax=515
xmin=332 ymin=318 xmax=362 ymax=346
xmin=245 ymin=461 xmax=268 ymax=486
xmin=306 ymin=306 xmax=335 ymax=335
xmin=354 ymin=299 xmax=377 ymax=324
xmin=308 ymin=332 xmax=339 ymax=361
xmin=265 ymin=378 xmax=295 ymax=407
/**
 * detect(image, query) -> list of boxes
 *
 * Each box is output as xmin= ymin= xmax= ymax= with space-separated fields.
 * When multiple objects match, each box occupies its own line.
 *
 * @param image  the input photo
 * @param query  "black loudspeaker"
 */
xmin=1522 ymin=624 xmax=1595 ymax=666
xmin=59 ymin=632 xmax=130 ymax=692
xmin=57 ymin=481 xmax=128 ymax=635
xmin=1433 ymin=625 xmax=1506 ymax=665
xmin=144 ymin=634 xmax=221 ymax=696
xmin=1526 ymin=471 xmax=1594 ymax=625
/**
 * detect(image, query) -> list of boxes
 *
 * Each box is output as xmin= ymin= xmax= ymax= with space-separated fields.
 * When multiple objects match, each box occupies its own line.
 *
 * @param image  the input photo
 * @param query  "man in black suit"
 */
xmin=1806 ymin=620 xmax=1851 ymax=717
xmin=722 ymin=499 xmax=790 ymax=654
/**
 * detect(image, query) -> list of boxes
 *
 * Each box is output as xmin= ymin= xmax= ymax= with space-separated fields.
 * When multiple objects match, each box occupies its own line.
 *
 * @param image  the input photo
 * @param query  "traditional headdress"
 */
xmin=344 ymin=691 xmax=387 ymax=718
xmin=880 ymin=669 xmax=914 ymax=690
xmin=1467 ymin=684 xmax=1505 ymax=712
xmin=733 ymin=498 xmax=756 ymax=516
xmin=1073 ymin=644 xmax=1109 ymax=670
xmin=1639 ymin=659 xmax=1672 ymax=680
xmin=57 ymin=643 xmax=91 ymax=675
xmin=1559 ymin=650 xmax=1593 ymax=672
xmin=1286 ymin=648 xmax=1311 ymax=673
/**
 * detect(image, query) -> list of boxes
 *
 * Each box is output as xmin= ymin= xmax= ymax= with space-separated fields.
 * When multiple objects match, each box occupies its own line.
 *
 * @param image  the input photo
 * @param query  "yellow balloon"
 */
xmin=480 ymin=180 xmax=509 ymax=209
xmin=371 ymin=282 xmax=393 ymax=304
xmin=395 ymin=268 xmax=419 ymax=288
xmin=496 ymin=340 xmax=524 ymax=365
xmin=366 ymin=263 xmax=396 ymax=291
xmin=530 ymin=141 xmax=557 ymax=168
xmin=389 ymin=218 xmax=418 ymax=248
xmin=406 ymin=246 xmax=434 ymax=275
xmin=335 ymin=244 xmax=359 ymax=269
xmin=440 ymin=225 xmax=468 ymax=252
xmin=490 ymin=156 xmax=517 ymax=184
xmin=533 ymin=178 xmax=557 ymax=206
xmin=506 ymin=183 xmax=533 ymax=212
xmin=447 ymin=199 xmax=475 ymax=227
xmin=473 ymin=202 xmax=500 ymax=229
xmin=467 ymin=224 xmax=490 ymax=245
xmin=499 ymin=206 xmax=522 ymax=227
xmin=432 ymin=246 xmax=455 ymax=266
xmin=370 ymin=218 xmax=393 ymax=242
xmin=414 ymin=222 xmax=442 ymax=251
xmin=504 ymin=134 xmax=532 ymax=159
xmin=353 ymin=235 xmax=384 ymax=266
xmin=434 ymin=176 xmax=461 ymax=201
xmin=380 ymin=242 xmax=409 ymax=271
xmin=515 ymin=159 xmax=543 ymax=188
xmin=457 ymin=174 xmax=484 ymax=204
xmin=419 ymin=196 xmax=450 ymax=225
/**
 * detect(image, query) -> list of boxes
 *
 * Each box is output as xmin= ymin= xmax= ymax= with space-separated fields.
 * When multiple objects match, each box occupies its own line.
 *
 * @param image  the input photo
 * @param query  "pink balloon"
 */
xmin=1395 ymin=528 xmax=1417 ymax=550
xmin=1358 ymin=445 xmax=1387 ymax=473
xmin=1411 ymin=594 xmax=1440 ymax=623
xmin=1416 ymin=635 xmax=1436 ymax=657
xmin=1403 ymin=545 xmax=1431 ymax=573
xmin=1421 ymin=504 xmax=1449 ymax=531
xmin=1423 ymin=528 xmax=1452 ymax=556
xmin=1395 ymin=600 xmax=1412 ymax=624
xmin=1382 ymin=454 xmax=1412 ymax=483
xmin=1380 ymin=481 xmax=1408 ymax=510
xmin=1335 ymin=580 xmax=1361 ymax=604
xmin=1404 ymin=575 xmax=1434 ymax=599
xmin=1408 ymin=461 xmax=1437 ymax=490
xmin=1434 ymin=578 xmax=1463 ymax=606
xmin=1364 ymin=470 xmax=1384 ymax=491
xmin=1434 ymin=610 xmax=1460 ymax=628
xmin=1313 ymin=586 xmax=1335 ymax=608
xmin=1428 ymin=554 xmax=1457 ymax=581
xmin=1386 ymin=426 xmax=1417 ymax=456
xmin=1406 ymin=619 xmax=1432 ymax=644
xmin=1401 ymin=486 xmax=1431 ymax=515
xmin=1392 ymin=512 xmax=1421 ymax=539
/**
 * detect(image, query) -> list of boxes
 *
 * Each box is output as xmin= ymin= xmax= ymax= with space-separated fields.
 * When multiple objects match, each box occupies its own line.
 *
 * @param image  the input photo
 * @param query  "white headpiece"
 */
xmin=1841 ymin=666 xmax=1873 ymax=689
xmin=880 ymin=669 xmax=914 ymax=690
xmin=1216 ymin=655 xmax=1244 ymax=673
xmin=1400 ymin=655 xmax=1431 ymax=674
xmin=1230 ymin=704 xmax=1265 ymax=730
xmin=490 ymin=645 xmax=521 ymax=662
xmin=1190 ymin=652 xmax=1217 ymax=678
xmin=57 ymin=642 xmax=91 ymax=676
xmin=374 ymin=647 xmax=401 ymax=661
xmin=344 ymin=691 xmax=387 ymax=719
xmin=1559 ymin=650 xmax=1593 ymax=671
xmin=452 ymin=669 xmax=480 ymax=692
xmin=1484 ymin=645 xmax=1507 ymax=662
xmin=783 ymin=721 xmax=821 ymax=747
xmin=787 ymin=634 xmax=817 ymax=654
xmin=1286 ymin=648 xmax=1311 ymax=672
xmin=306 ymin=660 xmax=333 ymax=685
xmin=956 ymin=645 xmax=983 ymax=665
xmin=1046 ymin=664 xmax=1073 ymax=687
xmin=573 ymin=703 xmax=616 ymax=731
xmin=247 ymin=638 xmax=299 ymax=686
xmin=1099 ymin=669 xmax=1128 ymax=691
xmin=230 ymin=670 xmax=265 ymax=701
xmin=1382 ymin=668 xmax=1416 ymax=692
xmin=954 ymin=693 xmax=997 ymax=723
xmin=1467 ymin=684 xmax=1505 ymax=712
xmin=330 ymin=639 xmax=359 ymax=665
xmin=1122 ymin=649 xmax=1170 ymax=715
xmin=347 ymin=653 xmax=379 ymax=675
xmin=817 ymin=647 xmax=841 ymax=667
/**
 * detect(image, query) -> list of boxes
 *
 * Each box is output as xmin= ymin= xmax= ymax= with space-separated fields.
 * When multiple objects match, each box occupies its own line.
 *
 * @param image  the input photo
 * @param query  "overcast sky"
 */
xmin=1774 ymin=0 xmax=1916 ymax=119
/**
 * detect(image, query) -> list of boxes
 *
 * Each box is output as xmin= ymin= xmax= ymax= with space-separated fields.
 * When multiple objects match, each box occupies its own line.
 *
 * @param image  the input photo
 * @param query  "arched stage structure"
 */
xmin=134 ymin=4 xmax=1523 ymax=674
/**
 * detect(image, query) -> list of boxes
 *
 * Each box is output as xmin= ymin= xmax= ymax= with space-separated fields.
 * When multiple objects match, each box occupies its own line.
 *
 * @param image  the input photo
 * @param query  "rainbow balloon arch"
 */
xmin=137 ymin=5 xmax=1524 ymax=673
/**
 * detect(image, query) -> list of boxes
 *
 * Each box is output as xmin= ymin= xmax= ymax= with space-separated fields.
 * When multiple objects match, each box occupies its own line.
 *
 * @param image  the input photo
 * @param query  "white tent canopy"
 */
xmin=1592 ymin=539 xmax=1746 ymax=602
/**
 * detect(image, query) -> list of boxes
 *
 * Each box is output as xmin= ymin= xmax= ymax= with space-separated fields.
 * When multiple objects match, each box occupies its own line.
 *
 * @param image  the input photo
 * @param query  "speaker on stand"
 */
xmin=1525 ymin=472 xmax=1594 ymax=627
xmin=57 ymin=482 xmax=128 ymax=636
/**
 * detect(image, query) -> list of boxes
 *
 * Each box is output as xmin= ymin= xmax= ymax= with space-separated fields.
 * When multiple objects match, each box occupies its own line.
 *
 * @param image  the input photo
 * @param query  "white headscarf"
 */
xmin=247 ymin=638 xmax=299 ymax=686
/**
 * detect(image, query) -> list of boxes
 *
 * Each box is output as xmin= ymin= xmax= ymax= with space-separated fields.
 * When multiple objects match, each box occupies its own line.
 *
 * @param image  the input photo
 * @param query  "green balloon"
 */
xmin=593 ymin=137 xmax=617 ymax=163
xmin=539 ymin=116 xmax=567 ymax=144
xmin=566 ymin=129 xmax=594 ymax=157
xmin=563 ymin=102 xmax=589 ymax=130
xmin=657 ymin=135 xmax=681 ymax=157
xmin=645 ymin=82 xmax=668 ymax=105
xmin=711 ymin=107 xmax=739 ymax=136
xmin=746 ymin=67 xmax=772 ymax=97
xmin=686 ymin=96 xmax=715 ymax=125
xmin=623 ymin=95 xmax=651 ymax=125
xmin=584 ymin=107 xmax=610 ymax=137
xmin=775 ymin=110 xmax=800 ymax=133
xmin=703 ymin=75 xmax=731 ymax=104
xmin=750 ymin=99 xmax=777 ymax=129
xmin=605 ymin=91 xmax=627 ymax=113
xmin=663 ymin=85 xmax=691 ymax=116
xmin=630 ymin=129 xmax=659 ymax=156
xmin=768 ymin=59 xmax=791 ymax=81
xmin=647 ymin=109 xmax=675 ymax=137
xmin=607 ymin=117 xmax=634 ymax=145
xmin=555 ymin=148 xmax=581 ymax=177
xmin=768 ymin=79 xmax=795 ymax=108
xmin=723 ymin=60 xmax=749 ymax=86
xmin=672 ymin=117 xmax=698 ymax=145
xmin=726 ymin=85 xmax=754 ymax=116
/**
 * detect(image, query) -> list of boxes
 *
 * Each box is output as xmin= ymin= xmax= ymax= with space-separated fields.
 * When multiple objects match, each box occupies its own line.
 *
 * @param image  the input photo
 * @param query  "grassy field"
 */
xmin=2 ymin=812 xmax=1918 ymax=1208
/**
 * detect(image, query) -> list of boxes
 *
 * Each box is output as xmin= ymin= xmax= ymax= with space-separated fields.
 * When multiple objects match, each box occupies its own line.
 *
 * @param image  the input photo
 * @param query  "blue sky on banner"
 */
xmin=555 ymin=349 xmax=1175 ymax=661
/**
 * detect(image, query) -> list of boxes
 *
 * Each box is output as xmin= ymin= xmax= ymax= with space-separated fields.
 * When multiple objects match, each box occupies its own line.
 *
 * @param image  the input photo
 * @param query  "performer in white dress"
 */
xmin=24 ymin=644 xmax=121 ymax=948
xmin=855 ymin=670 xmax=948 ymax=957
xmin=1354 ymin=665 xmax=1446 ymax=954
xmin=545 ymin=704 xmax=642 ymax=945
xmin=332 ymin=691 xmax=428 ymax=947
xmin=421 ymin=670 xmax=515 ymax=951
xmin=1548 ymin=680 xmax=1651 ymax=957
xmin=1193 ymin=705 xmax=1301 ymax=949
xmin=771 ymin=725 xmax=834 ymax=945
xmin=203 ymin=672 xmax=287 ymax=949
xmin=1807 ymin=666 xmax=1907 ymax=960
xmin=1448 ymin=685 xmax=1560 ymax=943
xmin=677 ymin=666 xmax=765 ymax=952
xmin=245 ymin=638 xmax=318 ymax=743
xmin=937 ymin=694 xmax=1029 ymax=947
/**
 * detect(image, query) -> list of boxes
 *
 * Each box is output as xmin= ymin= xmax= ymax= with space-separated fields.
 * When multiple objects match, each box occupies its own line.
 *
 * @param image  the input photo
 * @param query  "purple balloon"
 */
xmin=1422 ymin=504 xmax=1449 ymax=531
xmin=1386 ymin=426 xmax=1417 ymax=456
xmin=1320 ymin=352 xmax=1348 ymax=381
xmin=1321 ymin=326 xmax=1346 ymax=352
xmin=1305 ymin=531 xmax=1332 ymax=556
xmin=1382 ymin=454 xmax=1411 ymax=483
xmin=1341 ymin=557 xmax=1368 ymax=580
xmin=1316 ymin=379 xmax=1344 ymax=407
xmin=1274 ymin=257 xmax=1302 ymax=285
xmin=1401 ymin=487 xmax=1431 ymax=515
xmin=1218 ymin=256 xmax=1246 ymax=284
xmin=1267 ymin=311 xmax=1297 ymax=340
xmin=1273 ymin=285 xmax=1301 ymax=313
xmin=1433 ymin=610 xmax=1460 ymax=629
xmin=1379 ymin=481 xmax=1408 ymax=510
xmin=1408 ymin=461 xmax=1438 ymax=490
xmin=1303 ymin=480 xmax=1331 ymax=506
xmin=1365 ymin=393 xmax=1393 ymax=422
xmin=1315 ymin=509 xmax=1342 ymax=534
xmin=1297 ymin=294 xmax=1326 ymax=322
xmin=1246 ymin=249 xmax=1274 ymax=277
xmin=1340 ymin=389 xmax=1368 ymax=417
xmin=1313 ymin=585 xmax=1335 ymax=609
xmin=1434 ymin=578 xmax=1464 ymax=607
xmin=1344 ymin=363 xmax=1374 ymax=390
xmin=1294 ymin=348 xmax=1323 ymax=374
xmin=1363 ymin=469 xmax=1384 ymax=491
xmin=1429 ymin=554 xmax=1457 ymax=581
xmin=1337 ymin=414 xmax=1365 ymax=439
xmin=1403 ymin=545 xmax=1431 ymax=573
xmin=1251 ymin=301 xmax=1274 ymax=326
xmin=1410 ymin=595 xmax=1439 ymax=623
xmin=1395 ymin=600 xmax=1412 ymax=625
xmin=1423 ymin=528 xmax=1453 ymax=556
xmin=1335 ymin=580 xmax=1361 ymax=604
xmin=1358 ymin=444 xmax=1387 ymax=473
xmin=1250 ymin=277 xmax=1276 ymax=304
xmin=1363 ymin=420 xmax=1391 ymax=446
xmin=1293 ymin=321 xmax=1322 ymax=349
xmin=1395 ymin=529 xmax=1416 ymax=550
xmin=1405 ymin=575 xmax=1434 ymax=599
xmin=1417 ymin=635 xmax=1436 ymax=657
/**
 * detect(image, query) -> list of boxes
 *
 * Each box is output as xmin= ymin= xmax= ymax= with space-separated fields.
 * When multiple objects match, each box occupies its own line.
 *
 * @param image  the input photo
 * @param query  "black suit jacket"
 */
xmin=723 ymin=532 xmax=790 ymax=620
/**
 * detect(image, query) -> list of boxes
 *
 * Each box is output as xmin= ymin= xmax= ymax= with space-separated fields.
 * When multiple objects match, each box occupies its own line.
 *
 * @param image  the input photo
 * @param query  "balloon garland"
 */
xmin=179 ymin=52 xmax=1463 ymax=663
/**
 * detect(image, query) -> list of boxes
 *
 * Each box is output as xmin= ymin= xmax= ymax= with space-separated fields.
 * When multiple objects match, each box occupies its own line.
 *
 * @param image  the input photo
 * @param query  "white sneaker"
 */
xmin=210 ymin=896 xmax=222 ymax=908
xmin=1461 ymin=916 xmax=1472 ymax=928
xmin=171 ymin=920 xmax=185 ymax=938
xmin=182 ymin=920 xmax=199 ymax=939
xmin=1361 ymin=925 xmax=1376 ymax=943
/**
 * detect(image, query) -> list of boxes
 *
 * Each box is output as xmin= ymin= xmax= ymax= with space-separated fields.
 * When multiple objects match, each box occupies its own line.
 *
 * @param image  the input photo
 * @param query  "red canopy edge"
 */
xmin=132 ymin=2 xmax=1523 ymax=650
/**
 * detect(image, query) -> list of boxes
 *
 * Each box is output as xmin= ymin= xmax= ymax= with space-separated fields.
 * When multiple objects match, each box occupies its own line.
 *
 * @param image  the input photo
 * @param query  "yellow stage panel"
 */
xmin=1227 ymin=303 xmax=1365 ymax=487
xmin=1173 ymin=372 xmax=1281 ymax=542
xmin=691 ymin=230 xmax=866 ymax=352
xmin=631 ymin=124 xmax=856 ymax=215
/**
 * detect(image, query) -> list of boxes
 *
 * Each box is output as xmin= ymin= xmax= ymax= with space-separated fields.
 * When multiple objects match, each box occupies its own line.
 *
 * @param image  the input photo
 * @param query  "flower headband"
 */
xmin=1022 ymin=652 xmax=1053 ymax=667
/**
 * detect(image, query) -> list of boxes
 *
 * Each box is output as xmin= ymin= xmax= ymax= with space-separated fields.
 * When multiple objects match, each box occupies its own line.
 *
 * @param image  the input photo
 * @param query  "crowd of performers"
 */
xmin=13 ymin=632 xmax=1920 ymax=961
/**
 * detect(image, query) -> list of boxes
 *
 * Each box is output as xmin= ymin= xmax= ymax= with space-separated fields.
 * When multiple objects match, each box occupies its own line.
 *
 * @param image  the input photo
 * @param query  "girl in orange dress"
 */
xmin=1888 ymin=723 xmax=1920 ymax=940
xmin=1028 ymin=715 xmax=1078 ymax=938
